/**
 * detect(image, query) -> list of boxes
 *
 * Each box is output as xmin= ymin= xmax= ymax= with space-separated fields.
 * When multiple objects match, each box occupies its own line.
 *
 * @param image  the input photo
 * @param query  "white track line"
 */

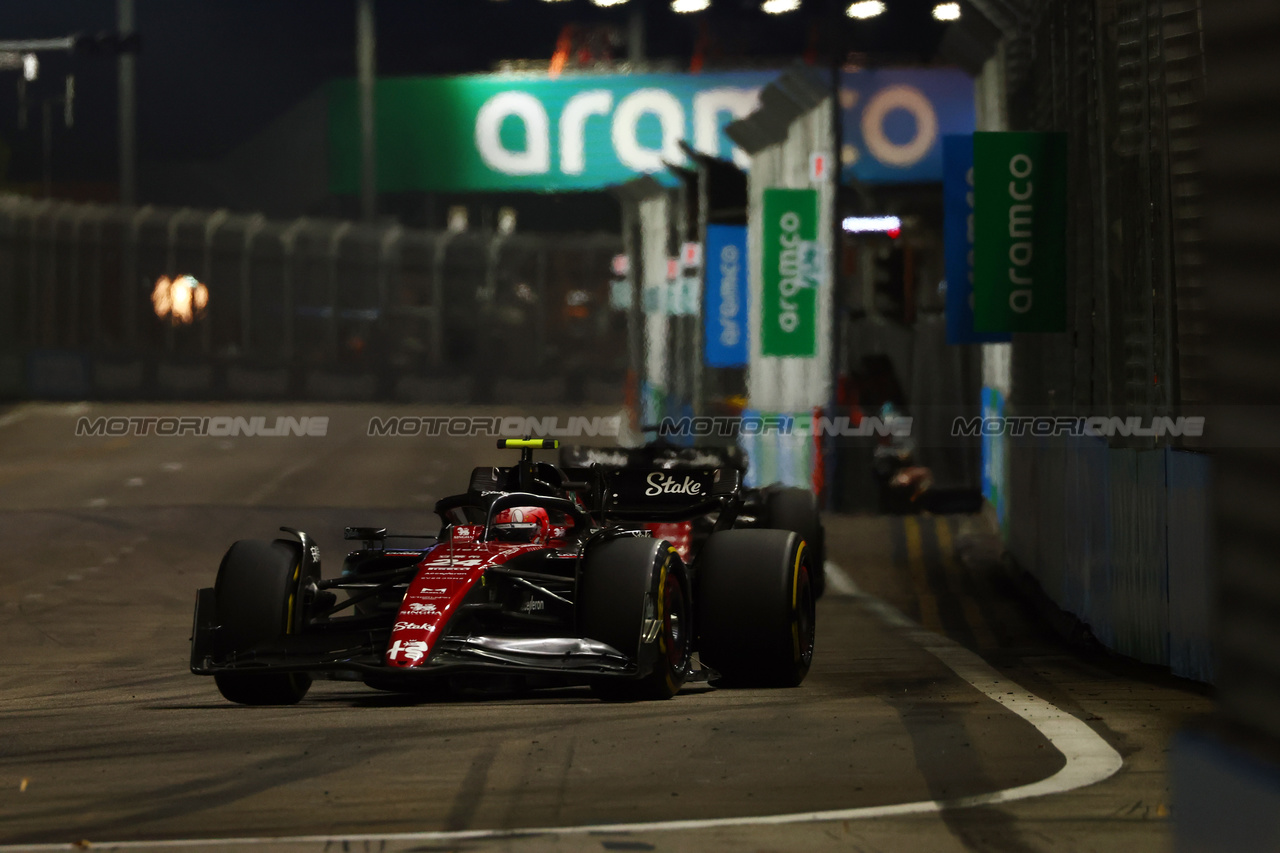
xmin=2 ymin=565 xmax=1122 ymax=852
xmin=0 ymin=408 xmax=30 ymax=430
xmin=245 ymin=457 xmax=316 ymax=506
xmin=824 ymin=560 xmax=860 ymax=596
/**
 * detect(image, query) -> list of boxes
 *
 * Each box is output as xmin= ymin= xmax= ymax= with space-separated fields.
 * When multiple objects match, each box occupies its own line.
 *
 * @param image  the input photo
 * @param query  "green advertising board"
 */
xmin=972 ymin=132 xmax=1068 ymax=333
xmin=329 ymin=70 xmax=977 ymax=193
xmin=329 ymin=73 xmax=776 ymax=193
xmin=760 ymin=188 xmax=819 ymax=358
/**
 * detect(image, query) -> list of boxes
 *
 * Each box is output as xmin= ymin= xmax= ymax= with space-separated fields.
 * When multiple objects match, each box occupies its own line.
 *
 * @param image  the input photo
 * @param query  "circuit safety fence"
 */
xmin=0 ymin=196 xmax=624 ymax=401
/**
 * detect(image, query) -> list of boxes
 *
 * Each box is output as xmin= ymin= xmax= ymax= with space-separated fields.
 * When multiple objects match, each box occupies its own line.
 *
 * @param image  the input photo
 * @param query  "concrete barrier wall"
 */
xmin=1166 ymin=450 xmax=1214 ymax=682
xmin=1008 ymin=434 xmax=1213 ymax=682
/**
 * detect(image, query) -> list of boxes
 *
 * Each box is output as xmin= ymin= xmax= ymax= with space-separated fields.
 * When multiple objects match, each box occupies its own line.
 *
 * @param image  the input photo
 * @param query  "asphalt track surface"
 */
xmin=0 ymin=403 xmax=1212 ymax=852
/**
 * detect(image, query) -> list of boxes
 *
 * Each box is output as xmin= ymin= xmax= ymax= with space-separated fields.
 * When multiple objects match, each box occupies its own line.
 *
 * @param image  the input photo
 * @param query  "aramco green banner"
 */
xmin=972 ymin=132 xmax=1068 ymax=333
xmin=328 ymin=69 xmax=976 ymax=192
xmin=761 ymin=188 xmax=819 ymax=358
xmin=329 ymin=72 xmax=775 ymax=193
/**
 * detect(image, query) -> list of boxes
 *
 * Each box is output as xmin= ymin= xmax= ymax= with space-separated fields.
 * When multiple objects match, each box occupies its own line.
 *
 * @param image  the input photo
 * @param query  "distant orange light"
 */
xmin=152 ymin=274 xmax=209 ymax=325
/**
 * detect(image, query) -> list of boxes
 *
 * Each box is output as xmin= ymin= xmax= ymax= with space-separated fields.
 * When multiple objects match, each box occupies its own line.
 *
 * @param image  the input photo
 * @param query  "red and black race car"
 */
xmin=190 ymin=439 xmax=818 ymax=705
xmin=559 ymin=440 xmax=827 ymax=597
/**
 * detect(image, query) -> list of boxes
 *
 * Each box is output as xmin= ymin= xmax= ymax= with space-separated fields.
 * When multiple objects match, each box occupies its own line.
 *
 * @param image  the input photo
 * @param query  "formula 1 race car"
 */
xmin=190 ymin=439 xmax=817 ymax=705
xmin=559 ymin=441 xmax=827 ymax=598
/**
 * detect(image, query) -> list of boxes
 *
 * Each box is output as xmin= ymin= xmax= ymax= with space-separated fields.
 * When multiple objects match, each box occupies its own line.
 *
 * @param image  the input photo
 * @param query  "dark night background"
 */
xmin=0 ymin=1 xmax=946 ymax=196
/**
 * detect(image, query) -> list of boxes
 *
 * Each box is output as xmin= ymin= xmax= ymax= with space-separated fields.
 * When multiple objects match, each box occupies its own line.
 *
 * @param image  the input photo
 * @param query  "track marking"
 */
xmin=0 ymin=569 xmax=1123 ymax=852
xmin=823 ymin=560 xmax=860 ymax=596
xmin=902 ymin=516 xmax=944 ymax=632
xmin=933 ymin=517 xmax=999 ymax=648
xmin=246 ymin=457 xmax=316 ymax=506
xmin=0 ymin=402 xmax=90 ymax=429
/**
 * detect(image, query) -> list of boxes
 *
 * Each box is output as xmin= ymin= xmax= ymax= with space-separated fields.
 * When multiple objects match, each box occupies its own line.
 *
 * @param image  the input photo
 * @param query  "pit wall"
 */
xmin=1004 ymin=434 xmax=1212 ymax=682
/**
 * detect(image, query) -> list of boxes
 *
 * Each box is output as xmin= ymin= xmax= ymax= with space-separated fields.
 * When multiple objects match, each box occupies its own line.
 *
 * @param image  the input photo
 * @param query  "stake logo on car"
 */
xmin=645 ymin=472 xmax=704 ymax=497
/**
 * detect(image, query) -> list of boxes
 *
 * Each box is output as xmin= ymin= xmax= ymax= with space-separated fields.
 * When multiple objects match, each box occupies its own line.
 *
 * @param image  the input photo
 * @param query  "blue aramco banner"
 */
xmin=840 ymin=68 xmax=976 ymax=185
xmin=330 ymin=69 xmax=975 ymax=192
xmin=943 ymin=134 xmax=1010 ymax=344
xmin=704 ymin=224 xmax=749 ymax=368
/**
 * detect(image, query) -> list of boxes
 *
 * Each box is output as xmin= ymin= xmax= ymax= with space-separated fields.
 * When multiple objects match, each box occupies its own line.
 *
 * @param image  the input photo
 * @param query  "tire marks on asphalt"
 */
xmin=933 ymin=518 xmax=999 ymax=650
xmin=894 ymin=515 xmax=1002 ymax=653
xmin=901 ymin=517 xmax=946 ymax=634
xmin=445 ymin=744 xmax=501 ymax=832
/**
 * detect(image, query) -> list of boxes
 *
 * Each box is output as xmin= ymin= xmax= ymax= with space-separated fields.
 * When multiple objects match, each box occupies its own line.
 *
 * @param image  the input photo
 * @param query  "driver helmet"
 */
xmin=492 ymin=506 xmax=550 ymax=544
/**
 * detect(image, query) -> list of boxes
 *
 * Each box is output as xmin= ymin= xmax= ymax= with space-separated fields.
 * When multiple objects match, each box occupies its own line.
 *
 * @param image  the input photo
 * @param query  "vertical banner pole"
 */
xmin=357 ymin=0 xmax=377 ymax=222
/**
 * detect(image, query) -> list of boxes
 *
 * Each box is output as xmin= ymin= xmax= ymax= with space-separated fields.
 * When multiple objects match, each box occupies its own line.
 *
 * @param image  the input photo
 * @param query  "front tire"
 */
xmin=212 ymin=539 xmax=312 ymax=706
xmin=697 ymin=529 xmax=816 ymax=687
xmin=579 ymin=537 xmax=692 ymax=700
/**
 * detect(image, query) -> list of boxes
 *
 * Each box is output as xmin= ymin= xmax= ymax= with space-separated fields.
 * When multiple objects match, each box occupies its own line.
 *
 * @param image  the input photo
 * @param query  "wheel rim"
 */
xmin=794 ymin=562 xmax=815 ymax=667
xmin=663 ymin=572 xmax=689 ymax=671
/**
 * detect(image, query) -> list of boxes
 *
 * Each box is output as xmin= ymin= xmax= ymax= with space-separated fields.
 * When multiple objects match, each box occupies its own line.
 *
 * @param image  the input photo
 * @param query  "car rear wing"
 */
xmin=563 ymin=465 xmax=742 ymax=522
xmin=560 ymin=444 xmax=747 ymax=472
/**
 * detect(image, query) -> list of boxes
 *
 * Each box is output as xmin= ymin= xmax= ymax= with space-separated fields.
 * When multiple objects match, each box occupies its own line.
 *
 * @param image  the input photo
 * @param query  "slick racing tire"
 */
xmin=764 ymin=487 xmax=826 ymax=599
xmin=579 ymin=537 xmax=692 ymax=701
xmin=213 ymin=539 xmax=312 ymax=706
xmin=697 ymin=529 xmax=816 ymax=688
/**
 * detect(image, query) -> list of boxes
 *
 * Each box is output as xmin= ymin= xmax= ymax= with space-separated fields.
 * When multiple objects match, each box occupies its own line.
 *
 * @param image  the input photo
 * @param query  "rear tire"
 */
xmin=697 ymin=529 xmax=816 ymax=687
xmin=579 ymin=537 xmax=692 ymax=701
xmin=763 ymin=488 xmax=826 ymax=598
xmin=213 ymin=539 xmax=312 ymax=706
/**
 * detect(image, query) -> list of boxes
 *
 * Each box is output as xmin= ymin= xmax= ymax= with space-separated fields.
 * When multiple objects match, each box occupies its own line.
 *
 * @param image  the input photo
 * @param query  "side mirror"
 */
xmin=344 ymin=527 xmax=387 ymax=549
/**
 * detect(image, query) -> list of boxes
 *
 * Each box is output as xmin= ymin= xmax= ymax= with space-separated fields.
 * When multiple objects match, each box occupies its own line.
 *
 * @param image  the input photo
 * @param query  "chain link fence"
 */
xmin=0 ymin=197 xmax=625 ymax=402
